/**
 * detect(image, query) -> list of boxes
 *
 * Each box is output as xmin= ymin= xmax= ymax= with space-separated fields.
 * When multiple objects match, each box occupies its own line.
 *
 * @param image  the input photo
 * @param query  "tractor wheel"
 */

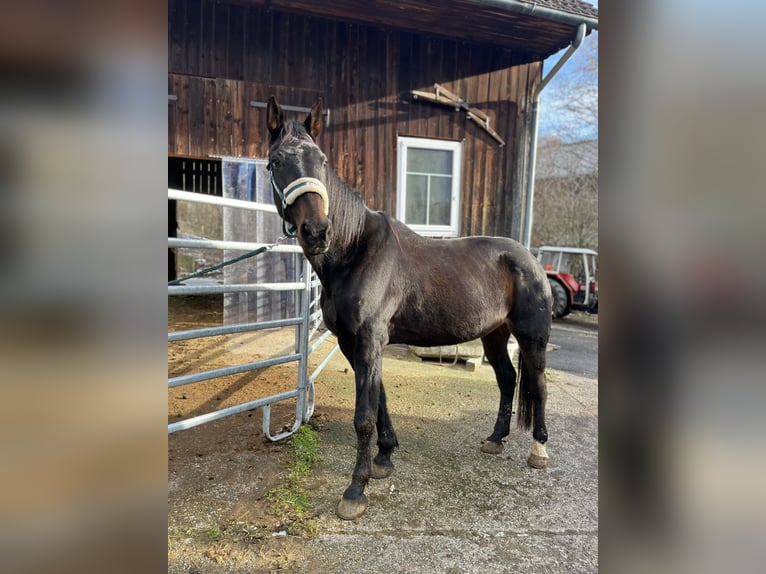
xmin=549 ymin=280 xmax=570 ymax=319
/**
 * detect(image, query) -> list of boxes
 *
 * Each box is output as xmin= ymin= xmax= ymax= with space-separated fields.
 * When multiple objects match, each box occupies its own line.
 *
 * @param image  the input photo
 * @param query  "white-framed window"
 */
xmin=396 ymin=136 xmax=462 ymax=237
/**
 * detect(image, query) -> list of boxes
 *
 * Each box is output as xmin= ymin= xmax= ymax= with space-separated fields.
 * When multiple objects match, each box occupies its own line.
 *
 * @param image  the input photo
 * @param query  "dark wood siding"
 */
xmin=168 ymin=0 xmax=542 ymax=237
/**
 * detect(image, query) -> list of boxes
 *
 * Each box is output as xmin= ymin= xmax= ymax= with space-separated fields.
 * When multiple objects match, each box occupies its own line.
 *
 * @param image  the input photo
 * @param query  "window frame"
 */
xmin=396 ymin=136 xmax=462 ymax=237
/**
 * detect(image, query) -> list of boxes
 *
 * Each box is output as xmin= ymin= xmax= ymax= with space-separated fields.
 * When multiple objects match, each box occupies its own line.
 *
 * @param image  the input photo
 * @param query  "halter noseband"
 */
xmin=267 ymin=164 xmax=329 ymax=238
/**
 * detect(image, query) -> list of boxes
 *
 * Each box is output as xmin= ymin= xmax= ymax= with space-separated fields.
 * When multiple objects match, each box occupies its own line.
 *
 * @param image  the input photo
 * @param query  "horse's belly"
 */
xmin=390 ymin=330 xmax=476 ymax=347
xmin=388 ymin=307 xmax=506 ymax=346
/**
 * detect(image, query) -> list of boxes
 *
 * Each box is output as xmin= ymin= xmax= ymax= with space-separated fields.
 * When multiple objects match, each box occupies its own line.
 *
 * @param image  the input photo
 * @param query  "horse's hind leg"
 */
xmin=480 ymin=324 xmax=517 ymax=455
xmin=515 ymin=336 xmax=550 ymax=469
xmin=370 ymin=383 xmax=398 ymax=479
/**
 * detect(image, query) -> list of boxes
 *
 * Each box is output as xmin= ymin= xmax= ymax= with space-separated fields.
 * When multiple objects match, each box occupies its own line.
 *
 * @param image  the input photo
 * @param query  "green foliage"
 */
xmin=289 ymin=424 xmax=319 ymax=479
xmin=207 ymin=526 xmax=223 ymax=542
xmin=267 ymin=425 xmax=320 ymax=536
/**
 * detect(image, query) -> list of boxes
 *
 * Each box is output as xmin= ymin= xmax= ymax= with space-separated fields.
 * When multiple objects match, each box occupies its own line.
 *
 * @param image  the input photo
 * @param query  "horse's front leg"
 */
xmin=336 ymin=328 xmax=386 ymax=520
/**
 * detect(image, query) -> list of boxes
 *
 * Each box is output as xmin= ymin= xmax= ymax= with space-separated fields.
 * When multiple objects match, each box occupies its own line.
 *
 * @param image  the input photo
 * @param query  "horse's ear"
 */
xmin=267 ymin=95 xmax=284 ymax=140
xmin=304 ymin=97 xmax=323 ymax=140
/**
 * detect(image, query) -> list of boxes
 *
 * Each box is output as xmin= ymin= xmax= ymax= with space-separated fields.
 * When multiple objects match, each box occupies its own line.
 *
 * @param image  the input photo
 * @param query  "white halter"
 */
xmin=268 ymin=170 xmax=330 ymax=237
xmin=283 ymin=177 xmax=329 ymax=216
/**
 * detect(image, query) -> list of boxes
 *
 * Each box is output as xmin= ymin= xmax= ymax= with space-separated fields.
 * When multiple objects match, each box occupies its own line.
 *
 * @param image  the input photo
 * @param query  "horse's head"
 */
xmin=267 ymin=95 xmax=332 ymax=256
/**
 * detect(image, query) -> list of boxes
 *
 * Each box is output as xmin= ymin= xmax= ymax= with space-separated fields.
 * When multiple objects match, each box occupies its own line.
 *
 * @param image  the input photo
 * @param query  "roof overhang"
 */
xmin=232 ymin=0 xmax=598 ymax=62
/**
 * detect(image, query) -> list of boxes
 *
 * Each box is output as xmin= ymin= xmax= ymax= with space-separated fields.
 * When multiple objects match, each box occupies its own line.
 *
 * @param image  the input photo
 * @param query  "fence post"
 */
xmin=297 ymin=256 xmax=313 ymax=419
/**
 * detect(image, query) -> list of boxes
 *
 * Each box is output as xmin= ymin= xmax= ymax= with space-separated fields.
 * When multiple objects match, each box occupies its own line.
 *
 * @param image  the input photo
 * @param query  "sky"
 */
xmin=537 ymin=1 xmax=599 ymax=143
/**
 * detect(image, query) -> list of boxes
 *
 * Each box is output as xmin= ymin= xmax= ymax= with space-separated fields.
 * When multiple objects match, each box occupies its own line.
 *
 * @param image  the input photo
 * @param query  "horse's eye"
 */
xmin=270 ymin=159 xmax=280 ymax=169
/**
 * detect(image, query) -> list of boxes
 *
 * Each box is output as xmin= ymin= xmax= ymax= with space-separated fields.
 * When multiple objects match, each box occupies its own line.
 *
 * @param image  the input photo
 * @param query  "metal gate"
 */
xmin=167 ymin=186 xmax=339 ymax=441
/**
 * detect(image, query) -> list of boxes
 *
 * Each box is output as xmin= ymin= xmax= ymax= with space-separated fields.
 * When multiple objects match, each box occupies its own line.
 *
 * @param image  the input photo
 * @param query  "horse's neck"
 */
xmin=310 ymin=188 xmax=373 ymax=285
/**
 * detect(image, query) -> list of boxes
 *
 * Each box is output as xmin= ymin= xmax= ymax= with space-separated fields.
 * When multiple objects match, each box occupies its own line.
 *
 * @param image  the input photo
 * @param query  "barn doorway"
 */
xmin=167 ymin=156 xmax=222 ymax=281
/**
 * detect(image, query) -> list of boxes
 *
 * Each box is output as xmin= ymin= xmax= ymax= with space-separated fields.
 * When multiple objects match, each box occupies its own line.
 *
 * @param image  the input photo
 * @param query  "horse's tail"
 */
xmin=516 ymin=353 xmax=534 ymax=431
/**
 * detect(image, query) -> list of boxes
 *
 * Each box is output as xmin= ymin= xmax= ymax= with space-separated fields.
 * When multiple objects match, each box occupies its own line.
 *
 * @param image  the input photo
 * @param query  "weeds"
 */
xmin=207 ymin=526 xmax=223 ymax=542
xmin=169 ymin=424 xmax=321 ymax=559
xmin=267 ymin=425 xmax=320 ymax=536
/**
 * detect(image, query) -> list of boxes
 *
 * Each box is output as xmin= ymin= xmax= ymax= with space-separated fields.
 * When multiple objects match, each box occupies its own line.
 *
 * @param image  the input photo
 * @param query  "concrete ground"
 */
xmin=167 ymin=310 xmax=598 ymax=573
xmin=295 ymin=342 xmax=598 ymax=573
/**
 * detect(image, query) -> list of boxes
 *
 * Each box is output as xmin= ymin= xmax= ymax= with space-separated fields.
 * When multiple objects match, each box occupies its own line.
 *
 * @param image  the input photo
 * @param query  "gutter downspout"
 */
xmin=522 ymin=22 xmax=587 ymax=248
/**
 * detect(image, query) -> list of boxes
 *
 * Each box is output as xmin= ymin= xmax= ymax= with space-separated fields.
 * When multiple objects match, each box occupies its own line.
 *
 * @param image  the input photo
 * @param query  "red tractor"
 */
xmin=536 ymin=246 xmax=598 ymax=318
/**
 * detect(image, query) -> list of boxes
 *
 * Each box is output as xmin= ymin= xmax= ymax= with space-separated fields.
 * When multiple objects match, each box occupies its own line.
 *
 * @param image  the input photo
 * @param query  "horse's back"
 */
xmin=454 ymin=236 xmax=552 ymax=333
xmin=384 ymin=224 xmax=551 ymax=345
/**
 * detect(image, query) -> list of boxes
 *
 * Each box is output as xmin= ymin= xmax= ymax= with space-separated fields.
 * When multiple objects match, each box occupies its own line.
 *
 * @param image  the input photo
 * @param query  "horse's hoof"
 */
xmin=527 ymin=440 xmax=549 ymax=469
xmin=527 ymin=453 xmax=549 ymax=468
xmin=480 ymin=440 xmax=504 ymax=455
xmin=336 ymin=494 xmax=368 ymax=520
xmin=370 ymin=462 xmax=395 ymax=479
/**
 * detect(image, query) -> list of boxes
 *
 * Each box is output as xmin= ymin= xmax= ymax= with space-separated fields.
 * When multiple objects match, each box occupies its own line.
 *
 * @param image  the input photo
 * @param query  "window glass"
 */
xmin=405 ymin=174 xmax=427 ymax=224
xmin=429 ymin=175 xmax=452 ymax=225
xmin=397 ymin=137 xmax=462 ymax=237
xmin=407 ymin=148 xmax=452 ymax=175
xmin=540 ymin=252 xmax=557 ymax=270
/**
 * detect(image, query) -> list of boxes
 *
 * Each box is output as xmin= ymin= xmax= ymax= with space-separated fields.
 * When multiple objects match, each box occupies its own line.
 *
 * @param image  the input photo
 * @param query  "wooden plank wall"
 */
xmin=168 ymin=0 xmax=541 ymax=237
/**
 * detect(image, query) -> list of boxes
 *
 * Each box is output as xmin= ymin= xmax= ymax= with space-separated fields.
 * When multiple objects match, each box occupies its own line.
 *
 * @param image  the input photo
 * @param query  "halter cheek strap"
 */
xmin=268 ymin=169 xmax=329 ymax=237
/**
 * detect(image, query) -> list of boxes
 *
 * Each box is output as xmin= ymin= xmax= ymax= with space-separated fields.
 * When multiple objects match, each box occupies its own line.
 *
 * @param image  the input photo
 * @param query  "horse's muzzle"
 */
xmin=300 ymin=219 xmax=332 ymax=255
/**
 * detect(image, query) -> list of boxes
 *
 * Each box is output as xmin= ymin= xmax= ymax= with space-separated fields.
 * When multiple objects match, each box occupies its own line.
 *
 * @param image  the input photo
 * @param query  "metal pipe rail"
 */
xmin=169 ymin=188 xmax=278 ymax=213
xmin=168 ymin=187 xmax=338 ymax=440
xmin=168 ymin=317 xmax=303 ymax=343
xmin=168 ymin=283 xmax=306 ymax=296
xmin=168 ymin=354 xmax=302 ymax=388
xmin=169 ymin=237 xmax=303 ymax=254
xmin=168 ymin=387 xmax=303 ymax=434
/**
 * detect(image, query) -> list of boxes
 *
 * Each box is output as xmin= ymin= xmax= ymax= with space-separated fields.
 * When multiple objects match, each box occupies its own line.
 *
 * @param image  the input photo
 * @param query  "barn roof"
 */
xmin=532 ymin=0 xmax=599 ymax=20
xmin=241 ymin=0 xmax=598 ymax=61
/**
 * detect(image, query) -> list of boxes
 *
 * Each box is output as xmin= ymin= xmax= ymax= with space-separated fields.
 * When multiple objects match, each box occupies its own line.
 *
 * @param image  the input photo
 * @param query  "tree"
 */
xmin=532 ymin=36 xmax=598 ymax=249
xmin=541 ymin=36 xmax=598 ymax=143
xmin=532 ymin=138 xmax=598 ymax=249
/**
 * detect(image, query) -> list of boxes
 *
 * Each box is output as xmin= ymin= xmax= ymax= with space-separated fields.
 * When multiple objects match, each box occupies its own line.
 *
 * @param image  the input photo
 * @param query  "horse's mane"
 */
xmin=325 ymin=169 xmax=367 ymax=251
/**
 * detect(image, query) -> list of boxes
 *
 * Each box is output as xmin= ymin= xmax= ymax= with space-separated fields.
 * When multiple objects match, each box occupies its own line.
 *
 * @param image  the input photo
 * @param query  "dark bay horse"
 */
xmin=266 ymin=96 xmax=553 ymax=520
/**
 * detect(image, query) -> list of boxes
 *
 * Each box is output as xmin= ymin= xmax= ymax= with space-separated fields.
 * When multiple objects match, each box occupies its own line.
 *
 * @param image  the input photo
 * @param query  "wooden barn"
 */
xmin=168 ymin=0 xmax=598 ymax=281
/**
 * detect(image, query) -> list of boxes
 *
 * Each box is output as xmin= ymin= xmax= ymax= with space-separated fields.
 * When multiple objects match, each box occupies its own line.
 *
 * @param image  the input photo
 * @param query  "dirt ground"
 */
xmin=168 ymin=296 xmax=598 ymax=573
xmin=167 ymin=295 xmax=483 ymax=571
xmin=168 ymin=295 xmax=321 ymax=572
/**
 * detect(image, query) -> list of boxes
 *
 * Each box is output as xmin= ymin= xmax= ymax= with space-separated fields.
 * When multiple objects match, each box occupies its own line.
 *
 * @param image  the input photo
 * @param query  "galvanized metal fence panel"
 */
xmin=168 ymin=184 xmax=338 ymax=440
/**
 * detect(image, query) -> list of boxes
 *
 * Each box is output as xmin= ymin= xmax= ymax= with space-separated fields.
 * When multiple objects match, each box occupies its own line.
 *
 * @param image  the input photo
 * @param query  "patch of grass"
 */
xmin=289 ymin=424 xmax=320 ymax=479
xmin=207 ymin=525 xmax=223 ymax=542
xmin=168 ymin=526 xmax=195 ymax=540
xmin=171 ymin=426 xmax=321 ymax=546
xmin=267 ymin=425 xmax=321 ymax=537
